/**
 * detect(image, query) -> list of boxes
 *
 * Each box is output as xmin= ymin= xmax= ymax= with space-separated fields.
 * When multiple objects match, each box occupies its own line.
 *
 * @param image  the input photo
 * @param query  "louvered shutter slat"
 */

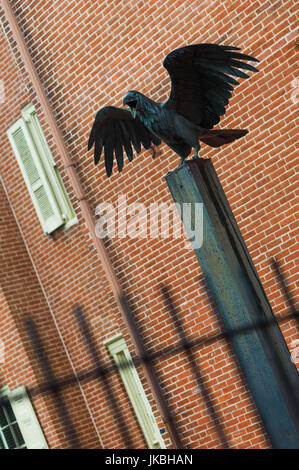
xmin=7 ymin=119 xmax=64 ymax=233
xmin=9 ymin=386 xmax=48 ymax=449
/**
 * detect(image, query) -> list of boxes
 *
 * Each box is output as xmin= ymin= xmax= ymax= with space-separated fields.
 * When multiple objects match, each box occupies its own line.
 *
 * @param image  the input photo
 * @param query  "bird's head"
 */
xmin=123 ymin=90 xmax=140 ymax=118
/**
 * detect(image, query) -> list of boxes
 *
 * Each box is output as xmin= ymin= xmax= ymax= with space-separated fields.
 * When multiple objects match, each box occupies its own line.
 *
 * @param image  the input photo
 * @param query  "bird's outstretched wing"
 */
xmin=88 ymin=106 xmax=161 ymax=177
xmin=163 ymin=44 xmax=259 ymax=129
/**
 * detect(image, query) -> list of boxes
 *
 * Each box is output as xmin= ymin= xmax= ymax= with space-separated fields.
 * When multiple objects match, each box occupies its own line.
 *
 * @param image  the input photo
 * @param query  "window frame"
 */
xmin=104 ymin=334 xmax=166 ymax=449
xmin=0 ymin=386 xmax=26 ymax=449
xmin=7 ymin=103 xmax=78 ymax=233
xmin=0 ymin=385 xmax=48 ymax=449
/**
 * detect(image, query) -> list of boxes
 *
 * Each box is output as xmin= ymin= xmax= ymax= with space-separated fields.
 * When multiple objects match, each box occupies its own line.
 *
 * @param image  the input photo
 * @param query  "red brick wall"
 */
xmin=0 ymin=0 xmax=297 ymax=448
xmin=0 ymin=182 xmax=102 ymax=448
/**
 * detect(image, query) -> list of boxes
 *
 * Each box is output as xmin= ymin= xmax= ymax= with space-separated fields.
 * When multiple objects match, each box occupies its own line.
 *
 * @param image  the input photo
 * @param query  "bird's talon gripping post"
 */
xmin=150 ymin=143 xmax=160 ymax=159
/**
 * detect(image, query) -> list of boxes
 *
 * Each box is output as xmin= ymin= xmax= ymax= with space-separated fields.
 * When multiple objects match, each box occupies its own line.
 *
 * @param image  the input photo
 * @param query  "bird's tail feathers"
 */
xmin=199 ymin=129 xmax=248 ymax=148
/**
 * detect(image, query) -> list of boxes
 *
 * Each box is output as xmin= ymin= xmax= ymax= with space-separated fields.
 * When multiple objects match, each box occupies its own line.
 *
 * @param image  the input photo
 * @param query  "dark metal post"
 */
xmin=165 ymin=159 xmax=299 ymax=449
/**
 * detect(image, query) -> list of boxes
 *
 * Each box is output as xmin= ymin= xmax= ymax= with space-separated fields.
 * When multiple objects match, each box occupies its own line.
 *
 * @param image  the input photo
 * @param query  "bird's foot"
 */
xmin=178 ymin=156 xmax=186 ymax=167
xmin=150 ymin=144 xmax=160 ymax=159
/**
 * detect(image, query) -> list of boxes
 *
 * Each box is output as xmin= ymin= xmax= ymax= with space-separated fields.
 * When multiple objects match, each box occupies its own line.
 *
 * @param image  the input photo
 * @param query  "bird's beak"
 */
xmin=130 ymin=107 xmax=137 ymax=119
xmin=123 ymin=95 xmax=137 ymax=119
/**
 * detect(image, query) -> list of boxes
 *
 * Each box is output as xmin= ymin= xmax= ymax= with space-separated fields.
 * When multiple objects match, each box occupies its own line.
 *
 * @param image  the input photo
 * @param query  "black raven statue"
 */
xmin=88 ymin=44 xmax=258 ymax=177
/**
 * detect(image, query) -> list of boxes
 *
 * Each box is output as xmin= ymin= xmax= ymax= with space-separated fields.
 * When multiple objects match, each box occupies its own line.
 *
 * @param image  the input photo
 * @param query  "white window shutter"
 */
xmin=7 ymin=119 xmax=64 ymax=234
xmin=9 ymin=386 xmax=48 ymax=449
xmin=105 ymin=334 xmax=166 ymax=449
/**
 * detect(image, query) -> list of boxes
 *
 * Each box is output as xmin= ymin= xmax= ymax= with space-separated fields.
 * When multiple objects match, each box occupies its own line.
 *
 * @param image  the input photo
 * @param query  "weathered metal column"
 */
xmin=165 ymin=159 xmax=299 ymax=449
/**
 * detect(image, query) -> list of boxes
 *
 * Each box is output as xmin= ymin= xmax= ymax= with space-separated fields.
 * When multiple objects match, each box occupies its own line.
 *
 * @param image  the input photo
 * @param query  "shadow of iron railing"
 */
xmin=23 ymin=318 xmax=81 ymax=449
xmin=1 ymin=257 xmax=297 ymax=448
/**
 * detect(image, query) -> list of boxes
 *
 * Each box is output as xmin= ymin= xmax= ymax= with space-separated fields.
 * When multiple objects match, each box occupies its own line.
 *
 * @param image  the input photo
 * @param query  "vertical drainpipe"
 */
xmin=0 ymin=0 xmax=183 ymax=449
